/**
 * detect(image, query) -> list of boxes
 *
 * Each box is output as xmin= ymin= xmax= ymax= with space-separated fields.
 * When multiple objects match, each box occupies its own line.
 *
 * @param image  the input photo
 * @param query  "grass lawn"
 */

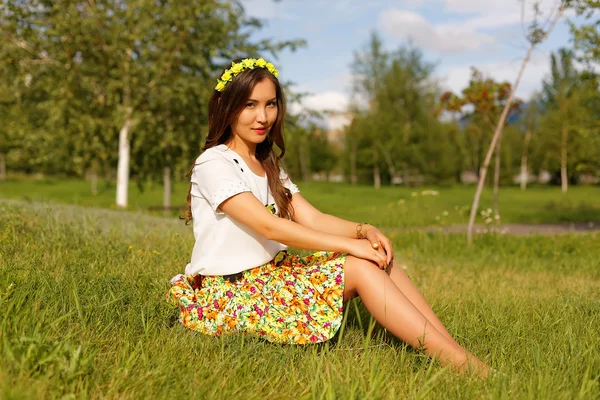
xmin=1 ymin=199 xmax=598 ymax=399
xmin=1 ymin=177 xmax=599 ymax=227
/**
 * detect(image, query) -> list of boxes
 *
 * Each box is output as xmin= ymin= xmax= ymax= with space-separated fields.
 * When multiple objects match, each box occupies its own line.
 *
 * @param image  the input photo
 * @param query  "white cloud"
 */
xmin=440 ymin=0 xmax=518 ymax=14
xmin=301 ymin=91 xmax=349 ymax=113
xmin=435 ymin=0 xmax=573 ymax=30
xmin=286 ymin=90 xmax=349 ymax=114
xmin=379 ymin=9 xmax=495 ymax=53
xmin=286 ymin=91 xmax=352 ymax=131
xmin=440 ymin=50 xmax=552 ymax=99
xmin=239 ymin=0 xmax=298 ymax=20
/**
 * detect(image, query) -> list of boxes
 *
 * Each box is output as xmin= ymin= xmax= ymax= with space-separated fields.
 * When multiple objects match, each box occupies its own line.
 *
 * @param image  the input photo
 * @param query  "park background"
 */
xmin=1 ymin=0 xmax=599 ymax=399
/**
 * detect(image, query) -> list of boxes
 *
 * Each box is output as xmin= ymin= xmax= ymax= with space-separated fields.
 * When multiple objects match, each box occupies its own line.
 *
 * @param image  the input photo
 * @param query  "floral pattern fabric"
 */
xmin=167 ymin=251 xmax=347 ymax=344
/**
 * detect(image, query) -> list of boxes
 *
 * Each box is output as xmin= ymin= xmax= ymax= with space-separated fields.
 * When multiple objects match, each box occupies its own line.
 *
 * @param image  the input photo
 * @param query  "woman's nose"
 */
xmin=256 ymin=108 xmax=267 ymax=123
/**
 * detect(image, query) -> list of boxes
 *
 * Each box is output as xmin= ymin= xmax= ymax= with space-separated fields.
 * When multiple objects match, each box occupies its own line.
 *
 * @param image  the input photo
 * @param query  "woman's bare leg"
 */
xmin=386 ymin=262 xmax=458 ymax=344
xmin=344 ymin=255 xmax=489 ymax=377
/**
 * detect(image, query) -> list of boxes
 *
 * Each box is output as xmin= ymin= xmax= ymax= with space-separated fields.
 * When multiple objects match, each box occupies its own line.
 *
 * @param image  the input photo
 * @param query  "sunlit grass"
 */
xmin=1 ymin=199 xmax=599 ymax=399
xmin=1 ymin=177 xmax=599 ymax=227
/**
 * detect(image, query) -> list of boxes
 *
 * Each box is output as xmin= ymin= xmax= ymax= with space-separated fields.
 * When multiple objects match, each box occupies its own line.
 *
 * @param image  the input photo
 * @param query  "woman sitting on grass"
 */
xmin=167 ymin=58 xmax=490 ymax=377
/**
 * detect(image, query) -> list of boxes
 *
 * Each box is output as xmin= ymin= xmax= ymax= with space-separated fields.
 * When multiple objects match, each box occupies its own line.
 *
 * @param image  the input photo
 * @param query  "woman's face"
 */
xmin=230 ymin=78 xmax=278 ymax=145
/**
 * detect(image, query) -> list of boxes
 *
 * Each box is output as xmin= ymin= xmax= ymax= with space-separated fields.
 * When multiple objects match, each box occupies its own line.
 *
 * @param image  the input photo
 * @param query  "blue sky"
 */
xmin=241 ymin=0 xmax=579 ymax=125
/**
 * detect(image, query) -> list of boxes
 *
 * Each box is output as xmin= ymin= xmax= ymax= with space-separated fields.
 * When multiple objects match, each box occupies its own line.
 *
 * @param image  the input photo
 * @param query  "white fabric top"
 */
xmin=184 ymin=144 xmax=300 ymax=276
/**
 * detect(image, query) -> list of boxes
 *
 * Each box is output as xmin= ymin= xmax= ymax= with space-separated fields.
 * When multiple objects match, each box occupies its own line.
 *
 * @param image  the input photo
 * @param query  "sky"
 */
xmin=239 ymin=0 xmax=582 ymax=129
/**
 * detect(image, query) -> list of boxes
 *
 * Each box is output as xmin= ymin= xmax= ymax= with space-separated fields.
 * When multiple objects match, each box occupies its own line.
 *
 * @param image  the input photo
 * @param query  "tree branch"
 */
xmin=3 ymin=32 xmax=63 ymax=67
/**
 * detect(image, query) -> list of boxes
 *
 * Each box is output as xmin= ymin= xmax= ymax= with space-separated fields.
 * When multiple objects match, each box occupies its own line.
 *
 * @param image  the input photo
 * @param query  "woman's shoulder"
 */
xmin=195 ymin=144 xmax=231 ymax=164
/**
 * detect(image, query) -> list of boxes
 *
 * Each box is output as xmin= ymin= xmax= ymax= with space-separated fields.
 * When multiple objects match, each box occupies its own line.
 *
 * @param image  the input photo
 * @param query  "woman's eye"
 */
xmin=246 ymin=103 xmax=255 ymax=108
xmin=267 ymin=101 xmax=277 ymax=107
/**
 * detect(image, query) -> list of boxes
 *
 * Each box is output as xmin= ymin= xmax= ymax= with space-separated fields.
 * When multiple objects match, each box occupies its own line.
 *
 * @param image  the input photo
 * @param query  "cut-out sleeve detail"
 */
xmin=192 ymin=158 xmax=252 ymax=214
xmin=279 ymin=167 xmax=299 ymax=195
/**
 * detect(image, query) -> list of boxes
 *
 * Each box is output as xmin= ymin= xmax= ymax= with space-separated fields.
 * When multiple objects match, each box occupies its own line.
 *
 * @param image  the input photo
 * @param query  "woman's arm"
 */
xmin=291 ymin=193 xmax=372 ymax=238
xmin=291 ymin=193 xmax=394 ymax=264
xmin=219 ymin=192 xmax=387 ymax=268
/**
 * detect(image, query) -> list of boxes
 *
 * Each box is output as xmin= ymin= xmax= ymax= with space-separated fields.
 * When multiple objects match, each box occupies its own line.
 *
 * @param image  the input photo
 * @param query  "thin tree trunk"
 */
xmin=467 ymin=1 xmax=566 ymax=244
xmin=561 ymin=125 xmax=568 ymax=193
xmin=350 ymin=140 xmax=357 ymax=185
xmin=116 ymin=110 xmax=132 ymax=208
xmin=299 ymin=136 xmax=310 ymax=182
xmin=493 ymin=138 xmax=501 ymax=216
xmin=467 ymin=45 xmax=535 ymax=244
xmin=373 ymin=149 xmax=381 ymax=190
xmin=116 ymin=48 xmax=133 ymax=208
xmin=90 ymin=159 xmax=98 ymax=195
xmin=376 ymin=141 xmax=396 ymax=180
xmin=0 ymin=152 xmax=6 ymax=182
xmin=520 ymin=129 xmax=532 ymax=190
xmin=163 ymin=166 xmax=172 ymax=210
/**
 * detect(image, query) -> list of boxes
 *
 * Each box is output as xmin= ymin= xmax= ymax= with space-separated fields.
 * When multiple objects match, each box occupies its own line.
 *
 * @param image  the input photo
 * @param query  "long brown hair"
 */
xmin=183 ymin=61 xmax=293 ymax=224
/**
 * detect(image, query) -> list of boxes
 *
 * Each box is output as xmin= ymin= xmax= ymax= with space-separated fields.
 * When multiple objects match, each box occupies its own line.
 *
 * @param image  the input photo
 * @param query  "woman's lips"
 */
xmin=253 ymin=128 xmax=267 ymax=134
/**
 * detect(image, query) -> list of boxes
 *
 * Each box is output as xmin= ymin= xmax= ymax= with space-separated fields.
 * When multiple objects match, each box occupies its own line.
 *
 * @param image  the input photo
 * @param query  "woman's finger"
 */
xmin=375 ymin=250 xmax=386 ymax=269
xmin=383 ymin=239 xmax=394 ymax=264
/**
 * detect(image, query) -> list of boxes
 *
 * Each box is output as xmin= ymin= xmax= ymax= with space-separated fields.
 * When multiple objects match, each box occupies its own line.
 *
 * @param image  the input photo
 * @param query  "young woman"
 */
xmin=167 ymin=58 xmax=490 ymax=377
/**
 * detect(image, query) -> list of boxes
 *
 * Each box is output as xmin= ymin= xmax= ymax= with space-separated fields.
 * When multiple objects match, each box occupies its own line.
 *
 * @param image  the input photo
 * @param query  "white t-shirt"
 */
xmin=184 ymin=144 xmax=300 ymax=276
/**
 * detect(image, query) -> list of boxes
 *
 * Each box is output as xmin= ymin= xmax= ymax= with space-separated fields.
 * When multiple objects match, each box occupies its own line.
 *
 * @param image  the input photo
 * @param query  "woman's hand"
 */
xmin=346 ymin=239 xmax=388 ymax=269
xmin=365 ymin=226 xmax=394 ymax=265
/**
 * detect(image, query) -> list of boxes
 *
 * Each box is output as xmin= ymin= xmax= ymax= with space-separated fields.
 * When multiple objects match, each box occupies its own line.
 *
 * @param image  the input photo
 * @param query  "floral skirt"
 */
xmin=166 ymin=251 xmax=347 ymax=345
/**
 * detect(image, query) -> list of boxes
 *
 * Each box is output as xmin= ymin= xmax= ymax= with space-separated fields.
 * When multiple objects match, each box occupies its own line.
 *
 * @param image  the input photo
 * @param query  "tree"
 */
xmin=465 ymin=0 xmax=568 ymax=244
xmin=349 ymin=32 xmax=388 ymax=188
xmin=3 ymin=0 xmax=304 ymax=208
xmin=438 ymin=69 xmax=522 ymax=215
xmin=518 ymin=96 xmax=543 ymax=190
xmin=348 ymin=34 xmax=440 ymax=188
xmin=541 ymin=48 xmax=586 ymax=192
xmin=570 ymin=0 xmax=600 ymax=67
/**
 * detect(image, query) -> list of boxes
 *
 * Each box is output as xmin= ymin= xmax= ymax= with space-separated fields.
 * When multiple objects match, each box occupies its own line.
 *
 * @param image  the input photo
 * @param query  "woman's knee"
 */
xmin=343 ymin=255 xmax=380 ymax=300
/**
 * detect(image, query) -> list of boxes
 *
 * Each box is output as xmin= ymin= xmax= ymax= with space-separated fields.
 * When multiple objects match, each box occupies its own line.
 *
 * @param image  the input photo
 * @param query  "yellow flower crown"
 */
xmin=215 ymin=58 xmax=279 ymax=92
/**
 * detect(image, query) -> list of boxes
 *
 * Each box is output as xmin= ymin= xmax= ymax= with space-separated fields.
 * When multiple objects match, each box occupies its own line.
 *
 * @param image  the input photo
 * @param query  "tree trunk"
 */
xmin=373 ymin=164 xmax=381 ymax=189
xmin=561 ymin=125 xmax=568 ymax=193
xmin=467 ymin=43 xmax=537 ymax=245
xmin=381 ymin=145 xmax=396 ymax=179
xmin=116 ymin=48 xmax=133 ymax=208
xmin=350 ymin=140 xmax=357 ymax=185
xmin=520 ymin=129 xmax=532 ymax=190
xmin=116 ymin=110 xmax=133 ymax=208
xmin=373 ymin=149 xmax=381 ymax=190
xmin=377 ymin=141 xmax=396 ymax=181
xmin=90 ymin=159 xmax=99 ymax=196
xmin=493 ymin=137 xmax=501 ymax=217
xmin=466 ymin=0 xmax=566 ymax=243
xmin=163 ymin=166 xmax=172 ymax=210
xmin=0 ymin=152 xmax=6 ymax=182
xmin=299 ymin=137 xmax=310 ymax=182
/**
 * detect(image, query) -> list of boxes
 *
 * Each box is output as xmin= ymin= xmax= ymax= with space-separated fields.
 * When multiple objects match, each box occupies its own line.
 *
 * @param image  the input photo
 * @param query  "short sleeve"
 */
xmin=192 ymin=157 xmax=252 ymax=213
xmin=279 ymin=168 xmax=299 ymax=195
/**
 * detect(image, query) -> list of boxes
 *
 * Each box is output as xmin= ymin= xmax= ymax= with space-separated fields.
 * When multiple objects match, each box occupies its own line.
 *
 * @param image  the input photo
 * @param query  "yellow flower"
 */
xmin=309 ymin=272 xmax=327 ymax=286
xmin=242 ymin=58 xmax=256 ymax=68
xmin=230 ymin=63 xmax=244 ymax=74
xmin=256 ymin=58 xmax=267 ymax=68
xmin=221 ymin=71 xmax=233 ymax=81
xmin=215 ymin=81 xmax=226 ymax=91
xmin=295 ymin=335 xmax=308 ymax=345
xmin=273 ymin=69 xmax=279 ymax=78
xmin=266 ymin=62 xmax=275 ymax=73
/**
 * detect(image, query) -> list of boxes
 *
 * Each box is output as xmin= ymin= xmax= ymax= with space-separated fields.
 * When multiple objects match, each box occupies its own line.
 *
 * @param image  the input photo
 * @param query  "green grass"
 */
xmin=1 ymin=177 xmax=599 ymax=227
xmin=1 ymin=198 xmax=599 ymax=399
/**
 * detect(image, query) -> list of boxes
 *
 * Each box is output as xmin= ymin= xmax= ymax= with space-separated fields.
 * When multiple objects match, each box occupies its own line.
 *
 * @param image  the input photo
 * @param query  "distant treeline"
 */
xmin=1 ymin=1 xmax=598 ymax=206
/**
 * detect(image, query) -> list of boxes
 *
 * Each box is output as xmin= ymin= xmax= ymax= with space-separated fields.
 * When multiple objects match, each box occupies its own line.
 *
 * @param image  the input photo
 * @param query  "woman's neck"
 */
xmin=226 ymin=135 xmax=257 ymax=160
